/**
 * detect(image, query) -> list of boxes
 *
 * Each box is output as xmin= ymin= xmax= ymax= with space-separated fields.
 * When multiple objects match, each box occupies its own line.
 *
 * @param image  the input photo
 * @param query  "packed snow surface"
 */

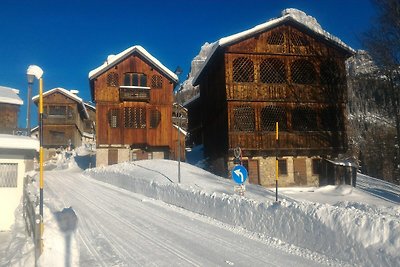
xmin=1 ymin=154 xmax=399 ymax=266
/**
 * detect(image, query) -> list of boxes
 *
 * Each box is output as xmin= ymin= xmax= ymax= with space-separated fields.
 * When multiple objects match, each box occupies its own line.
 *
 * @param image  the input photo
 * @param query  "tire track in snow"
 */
xmin=46 ymin=170 xmax=202 ymax=266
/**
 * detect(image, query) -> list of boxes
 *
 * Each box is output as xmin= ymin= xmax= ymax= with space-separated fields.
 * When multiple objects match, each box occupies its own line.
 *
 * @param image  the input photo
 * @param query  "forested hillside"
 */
xmin=346 ymin=50 xmax=399 ymax=184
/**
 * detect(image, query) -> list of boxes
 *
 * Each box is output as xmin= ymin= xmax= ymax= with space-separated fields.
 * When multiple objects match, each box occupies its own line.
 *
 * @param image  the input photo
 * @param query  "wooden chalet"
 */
xmin=33 ymin=88 xmax=91 ymax=159
xmin=190 ymin=9 xmax=355 ymax=186
xmin=89 ymin=45 xmax=183 ymax=166
xmin=0 ymin=86 xmax=23 ymax=135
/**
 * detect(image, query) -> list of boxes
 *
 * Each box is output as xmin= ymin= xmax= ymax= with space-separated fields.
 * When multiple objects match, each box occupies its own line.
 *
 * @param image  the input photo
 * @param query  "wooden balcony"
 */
xmin=229 ymin=131 xmax=346 ymax=155
xmin=119 ymin=86 xmax=150 ymax=102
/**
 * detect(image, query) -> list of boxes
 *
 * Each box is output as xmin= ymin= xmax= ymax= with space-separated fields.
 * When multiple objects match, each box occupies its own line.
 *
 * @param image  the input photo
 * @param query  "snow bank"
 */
xmin=84 ymin=160 xmax=400 ymax=267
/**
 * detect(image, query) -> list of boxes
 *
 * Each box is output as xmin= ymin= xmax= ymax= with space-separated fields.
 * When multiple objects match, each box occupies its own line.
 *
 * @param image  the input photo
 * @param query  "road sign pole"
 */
xmin=275 ymin=121 xmax=279 ymax=202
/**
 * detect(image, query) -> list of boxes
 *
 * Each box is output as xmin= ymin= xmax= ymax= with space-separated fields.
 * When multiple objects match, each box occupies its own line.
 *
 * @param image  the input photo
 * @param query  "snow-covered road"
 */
xmin=44 ymin=169 xmax=330 ymax=266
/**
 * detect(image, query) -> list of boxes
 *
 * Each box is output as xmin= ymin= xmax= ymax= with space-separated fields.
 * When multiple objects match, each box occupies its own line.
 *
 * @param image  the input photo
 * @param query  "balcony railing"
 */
xmin=119 ymin=86 xmax=150 ymax=102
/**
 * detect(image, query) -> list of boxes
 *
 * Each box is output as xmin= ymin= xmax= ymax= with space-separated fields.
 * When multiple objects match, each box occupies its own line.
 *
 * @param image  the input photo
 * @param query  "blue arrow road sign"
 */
xmin=231 ymin=165 xmax=248 ymax=184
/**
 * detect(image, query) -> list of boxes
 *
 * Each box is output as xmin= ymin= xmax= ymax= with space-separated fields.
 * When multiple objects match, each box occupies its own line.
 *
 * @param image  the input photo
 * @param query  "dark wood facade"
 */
xmin=0 ymin=87 xmax=23 ymax=135
xmin=191 ymin=15 xmax=354 ymax=185
xmin=33 ymin=88 xmax=89 ymax=149
xmin=0 ymin=104 xmax=20 ymax=134
xmin=89 ymin=46 xmax=181 ymax=164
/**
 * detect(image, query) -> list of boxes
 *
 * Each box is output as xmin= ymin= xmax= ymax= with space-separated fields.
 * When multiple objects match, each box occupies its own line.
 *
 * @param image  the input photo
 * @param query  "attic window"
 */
xmin=108 ymin=109 xmax=119 ymax=128
xmin=233 ymin=105 xmax=255 ymax=132
xmin=291 ymin=60 xmax=316 ymax=84
xmin=260 ymin=106 xmax=287 ymax=131
xmin=151 ymin=75 xmax=163 ymax=89
xmin=267 ymin=32 xmax=284 ymax=45
xmin=233 ymin=57 xmax=254 ymax=83
xmin=107 ymin=72 xmax=119 ymax=87
xmin=290 ymin=32 xmax=309 ymax=46
xmin=292 ymin=107 xmax=317 ymax=131
xmin=260 ymin=59 xmax=286 ymax=84
xmin=124 ymin=73 xmax=147 ymax=87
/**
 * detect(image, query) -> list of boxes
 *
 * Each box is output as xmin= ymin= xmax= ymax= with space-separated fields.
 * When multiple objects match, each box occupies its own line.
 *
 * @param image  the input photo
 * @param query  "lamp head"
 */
xmin=27 ymin=65 xmax=44 ymax=81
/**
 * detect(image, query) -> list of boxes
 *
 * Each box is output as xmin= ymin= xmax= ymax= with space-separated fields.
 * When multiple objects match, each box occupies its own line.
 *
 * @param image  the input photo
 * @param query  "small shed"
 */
xmin=0 ymin=134 xmax=39 ymax=231
xmin=319 ymin=159 xmax=358 ymax=186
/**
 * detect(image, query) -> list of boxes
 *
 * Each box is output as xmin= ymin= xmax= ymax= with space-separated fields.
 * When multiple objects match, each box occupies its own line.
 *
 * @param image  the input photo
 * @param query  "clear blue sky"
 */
xmin=0 ymin=0 xmax=376 ymax=128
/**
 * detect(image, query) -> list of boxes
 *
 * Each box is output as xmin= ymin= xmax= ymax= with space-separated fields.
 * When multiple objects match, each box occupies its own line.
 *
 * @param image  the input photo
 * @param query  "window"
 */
xmin=320 ymin=60 xmax=341 ymax=85
xmin=107 ymin=72 xmax=119 ymax=87
xmin=0 ymin=163 xmax=18 ymax=187
xmin=149 ymin=109 xmax=161 ymax=128
xmin=292 ymin=107 xmax=318 ymax=131
xmin=108 ymin=109 xmax=119 ymax=128
xmin=260 ymin=106 xmax=287 ymax=131
xmin=267 ymin=32 xmax=284 ymax=45
xmin=124 ymin=107 xmax=146 ymax=129
xmin=291 ymin=60 xmax=316 ymax=84
xmin=48 ymin=105 xmax=73 ymax=119
xmin=233 ymin=105 xmax=255 ymax=132
xmin=123 ymin=73 xmax=147 ymax=87
xmin=49 ymin=130 xmax=65 ymax=144
xmin=278 ymin=159 xmax=288 ymax=176
xmin=312 ymin=159 xmax=321 ymax=175
xmin=321 ymin=107 xmax=340 ymax=131
xmin=260 ymin=59 xmax=286 ymax=84
xmin=151 ymin=75 xmax=163 ymax=88
xmin=290 ymin=32 xmax=309 ymax=46
xmin=233 ymin=57 xmax=254 ymax=82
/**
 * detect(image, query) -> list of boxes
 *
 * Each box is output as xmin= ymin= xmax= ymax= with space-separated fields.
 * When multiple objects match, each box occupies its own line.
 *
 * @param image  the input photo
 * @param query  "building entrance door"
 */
xmin=293 ymin=158 xmax=307 ymax=185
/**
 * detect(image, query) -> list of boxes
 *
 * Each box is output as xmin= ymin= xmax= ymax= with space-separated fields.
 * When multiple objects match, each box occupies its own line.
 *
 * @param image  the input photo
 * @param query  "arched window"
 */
xmin=233 ymin=57 xmax=254 ymax=82
xmin=149 ymin=109 xmax=161 ymax=128
xmin=292 ymin=107 xmax=317 ymax=131
xmin=260 ymin=59 xmax=286 ymax=84
xmin=267 ymin=32 xmax=284 ymax=45
xmin=291 ymin=60 xmax=316 ymax=84
xmin=260 ymin=106 xmax=287 ymax=131
xmin=320 ymin=59 xmax=341 ymax=85
xmin=108 ymin=109 xmax=119 ymax=128
xmin=232 ymin=105 xmax=255 ymax=132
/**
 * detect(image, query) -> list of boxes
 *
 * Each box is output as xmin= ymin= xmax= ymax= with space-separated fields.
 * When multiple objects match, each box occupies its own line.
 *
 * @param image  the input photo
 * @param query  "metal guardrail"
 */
xmin=22 ymin=174 xmax=42 ymax=260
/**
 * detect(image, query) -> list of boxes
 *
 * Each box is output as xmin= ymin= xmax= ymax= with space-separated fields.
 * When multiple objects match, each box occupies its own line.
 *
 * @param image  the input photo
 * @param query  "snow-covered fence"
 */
xmin=22 ymin=174 xmax=41 ymax=259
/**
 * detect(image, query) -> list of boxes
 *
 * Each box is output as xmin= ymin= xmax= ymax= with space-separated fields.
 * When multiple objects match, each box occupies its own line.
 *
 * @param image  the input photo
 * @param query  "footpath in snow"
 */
xmin=85 ymin=159 xmax=400 ymax=267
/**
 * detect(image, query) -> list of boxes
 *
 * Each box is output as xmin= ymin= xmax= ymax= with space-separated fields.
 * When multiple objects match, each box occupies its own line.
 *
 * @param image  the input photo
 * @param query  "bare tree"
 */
xmin=363 ymin=0 xmax=400 ymax=184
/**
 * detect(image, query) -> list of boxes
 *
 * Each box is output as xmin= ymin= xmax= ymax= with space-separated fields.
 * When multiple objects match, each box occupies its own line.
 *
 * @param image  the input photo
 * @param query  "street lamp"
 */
xmin=27 ymin=65 xmax=44 ymax=253
xmin=26 ymin=73 xmax=35 ymax=136
xmin=174 ymin=67 xmax=183 ymax=183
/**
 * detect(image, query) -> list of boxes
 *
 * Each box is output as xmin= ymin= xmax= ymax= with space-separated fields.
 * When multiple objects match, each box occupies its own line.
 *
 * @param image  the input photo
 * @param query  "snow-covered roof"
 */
xmin=32 ymin=87 xmax=89 ymax=119
xmin=84 ymin=102 xmax=96 ymax=111
xmin=193 ymin=8 xmax=355 ymax=85
xmin=0 ymin=134 xmax=39 ymax=152
xmin=0 ymin=86 xmax=23 ymax=105
xmin=88 ymin=45 xmax=179 ymax=83
xmin=173 ymin=124 xmax=187 ymax=136
xmin=182 ymin=93 xmax=200 ymax=107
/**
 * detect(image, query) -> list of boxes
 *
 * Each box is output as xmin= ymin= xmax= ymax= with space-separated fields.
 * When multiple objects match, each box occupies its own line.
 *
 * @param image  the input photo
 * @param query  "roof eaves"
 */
xmin=88 ymin=45 xmax=179 ymax=83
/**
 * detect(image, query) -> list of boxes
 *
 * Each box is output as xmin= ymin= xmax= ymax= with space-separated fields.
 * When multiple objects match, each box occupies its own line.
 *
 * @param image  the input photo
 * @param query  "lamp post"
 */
xmin=27 ymin=65 xmax=44 ymax=253
xmin=26 ymin=74 xmax=34 ymax=136
xmin=174 ymin=67 xmax=183 ymax=183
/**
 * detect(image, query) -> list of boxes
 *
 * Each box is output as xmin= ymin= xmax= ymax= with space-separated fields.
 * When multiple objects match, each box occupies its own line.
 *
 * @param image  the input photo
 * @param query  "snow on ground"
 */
xmin=1 ymin=148 xmax=399 ymax=266
xmin=84 ymin=160 xmax=400 ymax=267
